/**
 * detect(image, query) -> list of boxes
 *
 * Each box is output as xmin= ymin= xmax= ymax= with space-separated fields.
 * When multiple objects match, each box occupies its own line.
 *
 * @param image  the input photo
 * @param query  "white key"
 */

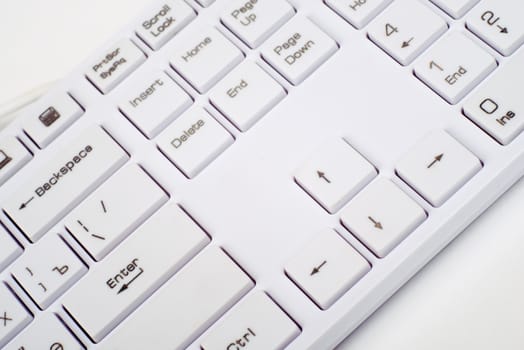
xmin=196 ymin=0 xmax=215 ymax=7
xmin=295 ymin=138 xmax=377 ymax=214
xmin=0 ymin=227 xmax=21 ymax=273
xmin=209 ymin=61 xmax=286 ymax=131
xmin=65 ymin=164 xmax=167 ymax=261
xmin=201 ymin=291 xmax=300 ymax=350
xmin=169 ymin=26 xmax=244 ymax=93
xmin=11 ymin=234 xmax=86 ymax=309
xmin=0 ymin=136 xmax=31 ymax=187
xmin=63 ymin=203 xmax=209 ymax=342
xmin=326 ymin=0 xmax=393 ymax=29
xmin=285 ymin=229 xmax=370 ymax=309
xmin=22 ymin=94 xmax=83 ymax=149
xmin=101 ymin=247 xmax=254 ymax=349
xmin=3 ymin=126 xmax=128 ymax=242
xmin=464 ymin=49 xmax=524 ymax=145
xmin=4 ymin=313 xmax=82 ymax=350
xmin=157 ymin=108 xmax=234 ymax=178
xmin=430 ymin=0 xmax=480 ymax=19
xmin=136 ymin=0 xmax=196 ymax=50
xmin=85 ymin=39 xmax=146 ymax=94
xmin=340 ymin=178 xmax=426 ymax=257
xmin=396 ymin=130 xmax=482 ymax=207
xmin=367 ymin=0 xmax=448 ymax=65
xmin=414 ymin=32 xmax=497 ymax=104
xmin=0 ymin=283 xmax=32 ymax=348
xmin=118 ymin=69 xmax=192 ymax=138
xmin=262 ymin=17 xmax=338 ymax=85
xmin=466 ymin=0 xmax=524 ymax=56
xmin=221 ymin=0 xmax=295 ymax=48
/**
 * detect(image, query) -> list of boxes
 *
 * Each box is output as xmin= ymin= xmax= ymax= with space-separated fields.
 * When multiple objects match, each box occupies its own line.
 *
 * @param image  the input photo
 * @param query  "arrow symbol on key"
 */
xmin=117 ymin=268 xmax=144 ymax=294
xmin=427 ymin=153 xmax=444 ymax=169
xmin=317 ymin=171 xmax=331 ymax=184
xmin=368 ymin=216 xmax=383 ymax=230
xmin=19 ymin=196 xmax=35 ymax=210
xmin=310 ymin=261 xmax=327 ymax=276
xmin=496 ymin=25 xmax=509 ymax=34
xmin=401 ymin=37 xmax=414 ymax=48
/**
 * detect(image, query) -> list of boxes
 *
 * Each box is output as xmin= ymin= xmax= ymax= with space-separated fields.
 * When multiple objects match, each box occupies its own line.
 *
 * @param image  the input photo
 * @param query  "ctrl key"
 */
xmin=201 ymin=291 xmax=300 ymax=350
xmin=0 ymin=283 xmax=32 ymax=348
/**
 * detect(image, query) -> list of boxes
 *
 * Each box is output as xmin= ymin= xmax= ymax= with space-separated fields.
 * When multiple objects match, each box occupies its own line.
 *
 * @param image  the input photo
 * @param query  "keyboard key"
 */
xmin=157 ymin=108 xmax=234 ymax=178
xmin=367 ymin=0 xmax=448 ymax=66
xmin=0 ymin=136 xmax=31 ymax=187
xmin=0 ymin=283 xmax=32 ymax=348
xmin=63 ymin=203 xmax=209 ymax=342
xmin=118 ymin=69 xmax=192 ymax=138
xmin=463 ymin=49 xmax=524 ymax=145
xmin=209 ymin=61 xmax=286 ymax=131
xmin=414 ymin=32 xmax=497 ymax=104
xmin=0 ymin=227 xmax=21 ymax=273
xmin=4 ymin=313 xmax=82 ymax=350
xmin=221 ymin=0 xmax=295 ymax=48
xmin=340 ymin=178 xmax=426 ymax=257
xmin=200 ymin=291 xmax=300 ymax=350
xmin=396 ymin=130 xmax=482 ymax=207
xmin=136 ymin=0 xmax=196 ymax=50
xmin=285 ymin=229 xmax=370 ymax=309
xmin=169 ymin=26 xmax=244 ymax=93
xmin=195 ymin=0 xmax=215 ymax=7
xmin=3 ymin=126 xmax=128 ymax=242
xmin=65 ymin=164 xmax=167 ymax=261
xmin=11 ymin=234 xmax=86 ymax=309
xmin=85 ymin=39 xmax=146 ymax=94
xmin=326 ymin=0 xmax=393 ymax=29
xmin=466 ymin=0 xmax=524 ymax=56
xmin=101 ymin=247 xmax=254 ymax=349
xmin=261 ymin=16 xmax=338 ymax=85
xmin=430 ymin=0 xmax=480 ymax=19
xmin=22 ymin=93 xmax=83 ymax=149
xmin=295 ymin=138 xmax=377 ymax=214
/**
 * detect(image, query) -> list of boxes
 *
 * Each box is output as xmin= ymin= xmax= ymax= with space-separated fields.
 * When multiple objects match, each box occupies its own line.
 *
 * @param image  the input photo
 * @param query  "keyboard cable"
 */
xmin=0 ymin=81 xmax=56 ymax=130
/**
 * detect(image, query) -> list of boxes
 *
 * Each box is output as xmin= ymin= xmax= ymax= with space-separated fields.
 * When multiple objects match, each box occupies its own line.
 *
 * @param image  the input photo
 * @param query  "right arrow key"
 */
xmin=396 ymin=130 xmax=482 ymax=207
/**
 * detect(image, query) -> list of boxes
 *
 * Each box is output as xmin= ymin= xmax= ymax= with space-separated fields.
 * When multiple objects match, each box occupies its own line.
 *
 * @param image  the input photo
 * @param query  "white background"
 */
xmin=1 ymin=1 xmax=523 ymax=349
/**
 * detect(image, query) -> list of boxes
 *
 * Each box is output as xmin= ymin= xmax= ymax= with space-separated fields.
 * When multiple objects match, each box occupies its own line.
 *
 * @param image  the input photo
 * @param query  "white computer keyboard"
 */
xmin=0 ymin=0 xmax=523 ymax=348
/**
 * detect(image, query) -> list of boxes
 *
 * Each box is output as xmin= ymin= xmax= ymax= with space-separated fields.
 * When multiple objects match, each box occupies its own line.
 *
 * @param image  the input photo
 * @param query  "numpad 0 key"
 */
xmin=0 ymin=0 xmax=523 ymax=349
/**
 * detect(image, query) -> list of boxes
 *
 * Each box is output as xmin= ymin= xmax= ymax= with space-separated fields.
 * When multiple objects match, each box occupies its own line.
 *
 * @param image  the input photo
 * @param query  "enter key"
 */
xmin=62 ymin=203 xmax=210 ymax=342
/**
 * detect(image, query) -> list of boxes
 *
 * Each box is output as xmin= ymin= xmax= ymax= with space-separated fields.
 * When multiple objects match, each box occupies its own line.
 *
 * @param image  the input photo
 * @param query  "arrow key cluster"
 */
xmin=367 ymin=0 xmax=448 ymax=66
